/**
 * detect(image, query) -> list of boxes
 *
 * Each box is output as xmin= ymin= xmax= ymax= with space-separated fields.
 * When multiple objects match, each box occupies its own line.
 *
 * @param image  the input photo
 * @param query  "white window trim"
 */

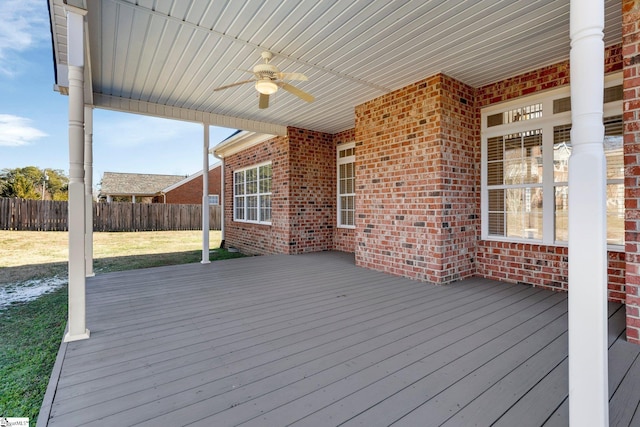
xmin=337 ymin=142 xmax=356 ymax=229
xmin=233 ymin=161 xmax=272 ymax=225
xmin=480 ymin=73 xmax=623 ymax=250
xmin=208 ymin=194 xmax=219 ymax=205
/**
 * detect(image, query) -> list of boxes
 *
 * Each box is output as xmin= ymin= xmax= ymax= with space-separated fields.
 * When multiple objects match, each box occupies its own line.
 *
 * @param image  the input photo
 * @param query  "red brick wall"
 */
xmin=354 ymin=74 xmax=478 ymax=284
xmin=476 ymin=44 xmax=622 ymax=108
xmin=287 ymin=127 xmax=335 ymax=253
xmin=475 ymin=44 xmax=625 ymax=303
xmin=333 ymin=128 xmax=357 ymax=253
xmin=223 ymin=135 xmax=291 ymax=255
xmin=164 ymin=166 xmax=222 ymax=204
xmin=623 ymin=0 xmax=640 ymax=343
xmin=477 ymin=242 xmax=626 ymax=303
xmin=223 ymin=127 xmax=336 ymax=255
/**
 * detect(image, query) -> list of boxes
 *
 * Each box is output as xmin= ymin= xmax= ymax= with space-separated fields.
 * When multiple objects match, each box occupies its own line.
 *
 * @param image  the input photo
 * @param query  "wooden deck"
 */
xmin=39 ymin=251 xmax=640 ymax=426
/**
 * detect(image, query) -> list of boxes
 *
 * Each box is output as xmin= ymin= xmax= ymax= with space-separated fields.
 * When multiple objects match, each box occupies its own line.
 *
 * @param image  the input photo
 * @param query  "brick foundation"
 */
xmin=477 ymin=241 xmax=626 ymax=303
xmin=624 ymin=0 xmax=640 ymax=343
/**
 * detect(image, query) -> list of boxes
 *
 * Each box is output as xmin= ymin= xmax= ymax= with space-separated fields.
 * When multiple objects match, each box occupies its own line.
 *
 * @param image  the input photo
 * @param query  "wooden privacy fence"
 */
xmin=0 ymin=198 xmax=222 ymax=231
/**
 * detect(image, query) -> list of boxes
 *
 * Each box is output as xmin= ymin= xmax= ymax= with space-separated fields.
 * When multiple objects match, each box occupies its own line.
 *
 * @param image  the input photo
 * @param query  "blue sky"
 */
xmin=0 ymin=0 xmax=235 ymax=188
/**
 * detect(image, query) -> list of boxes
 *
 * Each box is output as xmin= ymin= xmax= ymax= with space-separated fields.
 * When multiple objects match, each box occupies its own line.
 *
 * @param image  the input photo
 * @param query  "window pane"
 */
xmin=234 ymin=196 xmax=245 ymax=220
xmin=505 ymin=188 xmax=543 ymax=240
xmin=259 ymin=164 xmax=272 ymax=193
xmin=234 ymin=171 xmax=245 ymax=195
xmin=607 ymin=183 xmax=624 ymax=245
xmin=260 ymin=194 xmax=272 ymax=222
xmin=246 ymin=168 xmax=257 ymax=194
xmin=554 ymin=185 xmax=569 ymax=242
xmin=488 ymin=189 xmax=505 ymax=212
xmin=346 ymin=177 xmax=354 ymax=194
xmin=340 ymin=195 xmax=355 ymax=226
xmin=493 ymin=130 xmax=543 ymax=186
xmin=555 ymin=184 xmax=624 ymax=245
xmin=487 ymin=136 xmax=503 ymax=162
xmin=337 ymin=147 xmax=356 ymax=227
xmin=553 ymin=124 xmax=572 ymax=183
xmin=488 ymin=212 xmax=505 ymax=236
xmin=487 ymin=162 xmax=503 ymax=186
xmin=246 ymin=195 xmax=258 ymax=221
xmin=605 ymin=116 xmax=623 ymax=180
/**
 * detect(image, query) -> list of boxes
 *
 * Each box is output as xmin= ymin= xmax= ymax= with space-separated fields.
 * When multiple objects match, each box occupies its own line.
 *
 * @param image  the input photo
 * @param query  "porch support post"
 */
xmin=64 ymin=5 xmax=90 ymax=342
xmin=84 ymin=105 xmax=94 ymax=277
xmin=201 ymin=123 xmax=210 ymax=264
xmin=220 ymin=158 xmax=225 ymax=248
xmin=568 ymin=0 xmax=607 ymax=425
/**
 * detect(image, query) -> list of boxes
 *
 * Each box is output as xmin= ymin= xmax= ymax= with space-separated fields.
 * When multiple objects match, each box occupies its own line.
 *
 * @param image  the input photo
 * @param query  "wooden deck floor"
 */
xmin=39 ymin=251 xmax=640 ymax=427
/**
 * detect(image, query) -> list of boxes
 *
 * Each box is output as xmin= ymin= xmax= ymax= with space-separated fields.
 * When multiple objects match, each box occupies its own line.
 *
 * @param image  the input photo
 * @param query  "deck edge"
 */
xmin=37 ymin=326 xmax=69 ymax=427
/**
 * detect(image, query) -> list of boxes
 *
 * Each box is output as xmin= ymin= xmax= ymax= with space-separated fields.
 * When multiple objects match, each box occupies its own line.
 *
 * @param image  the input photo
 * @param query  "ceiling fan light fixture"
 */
xmin=255 ymin=79 xmax=278 ymax=95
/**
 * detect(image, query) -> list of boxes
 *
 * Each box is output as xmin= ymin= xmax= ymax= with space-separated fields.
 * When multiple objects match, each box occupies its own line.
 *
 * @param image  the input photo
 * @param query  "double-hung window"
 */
xmin=481 ymin=75 xmax=623 ymax=247
xmin=233 ymin=162 xmax=272 ymax=224
xmin=337 ymin=142 xmax=356 ymax=228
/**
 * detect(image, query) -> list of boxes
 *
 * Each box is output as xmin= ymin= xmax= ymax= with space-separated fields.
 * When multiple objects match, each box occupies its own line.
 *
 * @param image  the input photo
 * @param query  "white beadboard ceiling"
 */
xmin=49 ymin=0 xmax=622 ymax=135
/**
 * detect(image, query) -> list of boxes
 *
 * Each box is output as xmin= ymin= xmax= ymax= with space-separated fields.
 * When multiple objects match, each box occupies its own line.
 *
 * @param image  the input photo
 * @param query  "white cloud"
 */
xmin=94 ymin=114 xmax=202 ymax=148
xmin=0 ymin=0 xmax=49 ymax=77
xmin=0 ymin=114 xmax=47 ymax=146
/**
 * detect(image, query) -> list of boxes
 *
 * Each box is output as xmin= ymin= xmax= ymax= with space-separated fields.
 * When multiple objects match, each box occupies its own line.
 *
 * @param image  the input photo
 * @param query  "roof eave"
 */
xmin=212 ymin=131 xmax=279 ymax=158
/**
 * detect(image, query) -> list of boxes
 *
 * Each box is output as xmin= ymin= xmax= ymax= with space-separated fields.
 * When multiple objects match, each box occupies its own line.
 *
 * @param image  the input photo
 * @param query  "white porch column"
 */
xmin=202 ymin=123 xmax=210 ymax=264
xmin=84 ymin=105 xmax=94 ymax=277
xmin=568 ymin=0 xmax=607 ymax=425
xmin=220 ymin=158 xmax=225 ymax=247
xmin=64 ymin=5 xmax=90 ymax=342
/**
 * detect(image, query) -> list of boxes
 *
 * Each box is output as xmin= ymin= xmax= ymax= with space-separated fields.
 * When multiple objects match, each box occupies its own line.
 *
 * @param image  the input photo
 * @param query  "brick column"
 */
xmin=354 ymin=74 xmax=477 ymax=284
xmin=624 ymin=0 xmax=640 ymax=344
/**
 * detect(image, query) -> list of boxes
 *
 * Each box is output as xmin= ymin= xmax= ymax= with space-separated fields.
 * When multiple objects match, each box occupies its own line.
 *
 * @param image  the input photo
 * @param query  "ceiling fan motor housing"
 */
xmin=253 ymin=63 xmax=279 ymax=80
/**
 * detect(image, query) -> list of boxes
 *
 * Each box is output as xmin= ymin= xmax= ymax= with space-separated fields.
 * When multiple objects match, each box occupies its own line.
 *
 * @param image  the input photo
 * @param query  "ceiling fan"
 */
xmin=213 ymin=51 xmax=315 ymax=109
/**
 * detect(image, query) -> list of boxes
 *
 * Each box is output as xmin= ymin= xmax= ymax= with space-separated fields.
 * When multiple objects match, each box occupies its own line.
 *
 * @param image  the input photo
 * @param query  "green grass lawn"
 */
xmin=0 ymin=230 xmax=243 ymax=421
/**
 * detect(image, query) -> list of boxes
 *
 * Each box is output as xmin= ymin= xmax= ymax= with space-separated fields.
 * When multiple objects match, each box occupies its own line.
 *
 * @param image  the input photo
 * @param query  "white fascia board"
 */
xmin=212 ymin=131 xmax=279 ymax=158
xmin=93 ymin=94 xmax=287 ymax=137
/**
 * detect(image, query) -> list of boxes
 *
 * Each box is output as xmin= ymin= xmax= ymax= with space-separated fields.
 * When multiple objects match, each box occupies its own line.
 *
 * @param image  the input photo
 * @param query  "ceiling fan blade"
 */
xmin=259 ymin=93 xmax=269 ymax=109
xmin=278 ymin=82 xmax=314 ymax=103
xmin=277 ymin=72 xmax=308 ymax=81
xmin=213 ymin=79 xmax=255 ymax=91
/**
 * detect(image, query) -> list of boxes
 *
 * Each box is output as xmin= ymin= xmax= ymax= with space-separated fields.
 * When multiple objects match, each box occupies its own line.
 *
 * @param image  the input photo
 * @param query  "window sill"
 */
xmin=233 ymin=220 xmax=272 ymax=226
xmin=481 ymin=236 xmax=624 ymax=252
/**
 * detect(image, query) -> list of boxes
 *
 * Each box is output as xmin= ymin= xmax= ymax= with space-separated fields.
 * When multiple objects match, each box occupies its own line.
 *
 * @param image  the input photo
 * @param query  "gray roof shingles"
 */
xmin=99 ymin=172 xmax=186 ymax=196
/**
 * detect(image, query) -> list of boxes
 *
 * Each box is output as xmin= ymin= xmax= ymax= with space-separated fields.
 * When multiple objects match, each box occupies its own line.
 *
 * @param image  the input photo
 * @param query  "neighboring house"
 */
xmin=99 ymin=172 xmax=185 ymax=203
xmin=214 ymin=45 xmax=628 ymax=323
xmin=159 ymin=164 xmax=222 ymax=205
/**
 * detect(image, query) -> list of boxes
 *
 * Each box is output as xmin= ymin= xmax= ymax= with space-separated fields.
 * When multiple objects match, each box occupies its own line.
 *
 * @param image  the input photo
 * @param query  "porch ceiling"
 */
xmin=49 ymin=0 xmax=622 ymax=135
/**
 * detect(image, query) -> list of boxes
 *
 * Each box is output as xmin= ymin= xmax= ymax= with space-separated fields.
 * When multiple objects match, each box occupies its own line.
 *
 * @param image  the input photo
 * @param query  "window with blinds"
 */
xmin=233 ymin=162 xmax=272 ymax=224
xmin=337 ymin=143 xmax=356 ymax=228
xmin=553 ymin=116 xmax=623 ymax=244
xmin=481 ymin=76 xmax=623 ymax=246
xmin=486 ymin=130 xmax=543 ymax=239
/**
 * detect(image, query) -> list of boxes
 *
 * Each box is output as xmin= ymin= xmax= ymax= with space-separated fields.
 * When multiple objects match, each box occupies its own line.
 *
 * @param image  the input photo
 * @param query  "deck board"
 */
xmin=41 ymin=251 xmax=640 ymax=427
